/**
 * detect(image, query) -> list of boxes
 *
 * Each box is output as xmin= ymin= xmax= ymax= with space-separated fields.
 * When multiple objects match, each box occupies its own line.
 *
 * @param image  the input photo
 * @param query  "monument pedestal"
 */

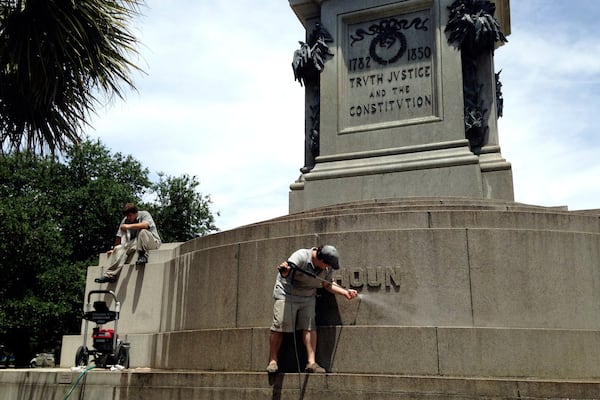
xmin=290 ymin=139 xmax=513 ymax=212
xmin=60 ymin=198 xmax=600 ymax=381
xmin=50 ymin=197 xmax=600 ymax=398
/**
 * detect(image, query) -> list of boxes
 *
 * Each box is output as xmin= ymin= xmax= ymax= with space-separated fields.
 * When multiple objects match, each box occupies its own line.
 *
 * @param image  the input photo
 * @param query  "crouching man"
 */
xmin=95 ymin=202 xmax=161 ymax=284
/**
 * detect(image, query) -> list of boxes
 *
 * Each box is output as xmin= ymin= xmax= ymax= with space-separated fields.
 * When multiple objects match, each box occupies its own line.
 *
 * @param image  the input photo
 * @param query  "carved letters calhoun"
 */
xmin=334 ymin=267 xmax=402 ymax=290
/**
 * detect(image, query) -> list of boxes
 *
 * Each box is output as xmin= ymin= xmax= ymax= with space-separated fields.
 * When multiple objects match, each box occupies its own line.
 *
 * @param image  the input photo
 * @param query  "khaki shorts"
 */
xmin=270 ymin=298 xmax=316 ymax=332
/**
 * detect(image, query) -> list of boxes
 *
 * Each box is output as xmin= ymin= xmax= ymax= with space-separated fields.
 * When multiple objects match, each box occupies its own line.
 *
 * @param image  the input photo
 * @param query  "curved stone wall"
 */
xmin=63 ymin=198 xmax=600 ymax=378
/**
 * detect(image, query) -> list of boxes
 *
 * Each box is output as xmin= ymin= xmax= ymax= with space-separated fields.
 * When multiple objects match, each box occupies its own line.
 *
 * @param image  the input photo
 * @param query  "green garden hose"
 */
xmin=63 ymin=365 xmax=97 ymax=400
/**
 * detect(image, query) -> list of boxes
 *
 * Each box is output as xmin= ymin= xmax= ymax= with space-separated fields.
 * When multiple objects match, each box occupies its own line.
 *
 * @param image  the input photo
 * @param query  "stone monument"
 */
xmin=7 ymin=1 xmax=600 ymax=399
xmin=289 ymin=0 xmax=514 ymax=212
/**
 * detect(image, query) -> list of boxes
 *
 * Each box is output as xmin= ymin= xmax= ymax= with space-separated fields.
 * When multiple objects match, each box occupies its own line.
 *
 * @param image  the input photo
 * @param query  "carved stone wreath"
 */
xmin=350 ymin=17 xmax=429 ymax=66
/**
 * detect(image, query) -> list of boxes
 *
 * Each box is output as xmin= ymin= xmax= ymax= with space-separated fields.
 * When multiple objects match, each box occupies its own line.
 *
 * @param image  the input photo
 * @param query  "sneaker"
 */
xmin=305 ymin=362 xmax=325 ymax=373
xmin=266 ymin=361 xmax=278 ymax=374
xmin=136 ymin=252 xmax=148 ymax=265
xmin=94 ymin=276 xmax=116 ymax=284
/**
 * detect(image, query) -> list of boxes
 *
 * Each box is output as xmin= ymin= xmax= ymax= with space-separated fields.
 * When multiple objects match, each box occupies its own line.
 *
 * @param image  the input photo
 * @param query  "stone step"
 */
xmin=180 ymin=202 xmax=599 ymax=253
xmin=62 ymin=326 xmax=600 ymax=380
xmin=268 ymin=197 xmax=570 ymax=219
xmin=2 ymin=369 xmax=600 ymax=400
xmin=96 ymin=242 xmax=182 ymax=267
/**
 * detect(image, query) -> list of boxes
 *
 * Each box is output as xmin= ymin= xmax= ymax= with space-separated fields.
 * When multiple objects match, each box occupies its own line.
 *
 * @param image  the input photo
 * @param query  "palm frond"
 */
xmin=0 ymin=0 xmax=144 ymax=154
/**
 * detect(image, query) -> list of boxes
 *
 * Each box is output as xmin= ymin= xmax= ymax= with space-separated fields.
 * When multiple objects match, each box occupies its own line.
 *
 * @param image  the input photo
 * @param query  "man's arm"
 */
xmin=323 ymin=280 xmax=358 ymax=300
xmin=106 ymin=236 xmax=122 ymax=255
xmin=120 ymin=220 xmax=150 ymax=232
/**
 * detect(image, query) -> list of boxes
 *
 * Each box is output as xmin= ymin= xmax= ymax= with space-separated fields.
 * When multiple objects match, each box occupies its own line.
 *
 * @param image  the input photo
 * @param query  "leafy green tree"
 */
xmin=147 ymin=173 xmax=219 ymax=243
xmin=0 ymin=0 xmax=143 ymax=154
xmin=0 ymin=139 xmax=219 ymax=365
xmin=59 ymin=139 xmax=151 ymax=261
xmin=0 ymin=153 xmax=75 ymax=366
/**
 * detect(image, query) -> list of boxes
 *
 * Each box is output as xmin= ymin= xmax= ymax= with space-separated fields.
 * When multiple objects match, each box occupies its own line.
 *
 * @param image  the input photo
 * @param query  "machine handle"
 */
xmin=87 ymin=290 xmax=118 ymax=304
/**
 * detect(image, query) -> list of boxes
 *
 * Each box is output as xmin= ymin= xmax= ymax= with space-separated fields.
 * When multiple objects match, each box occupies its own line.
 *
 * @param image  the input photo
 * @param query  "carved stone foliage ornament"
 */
xmin=445 ymin=0 xmax=507 ymax=150
xmin=292 ymin=23 xmax=334 ymax=87
xmin=495 ymin=70 xmax=504 ymax=118
xmin=446 ymin=0 xmax=507 ymax=56
xmin=292 ymin=23 xmax=334 ymax=171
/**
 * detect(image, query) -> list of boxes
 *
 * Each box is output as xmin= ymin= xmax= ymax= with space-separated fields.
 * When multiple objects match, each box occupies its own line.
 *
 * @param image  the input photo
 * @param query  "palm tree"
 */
xmin=0 ymin=0 xmax=142 ymax=154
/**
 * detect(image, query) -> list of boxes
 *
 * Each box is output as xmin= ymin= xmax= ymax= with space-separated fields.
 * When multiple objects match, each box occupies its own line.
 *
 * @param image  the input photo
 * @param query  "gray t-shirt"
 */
xmin=272 ymin=248 xmax=333 ymax=302
xmin=116 ymin=210 xmax=161 ymax=242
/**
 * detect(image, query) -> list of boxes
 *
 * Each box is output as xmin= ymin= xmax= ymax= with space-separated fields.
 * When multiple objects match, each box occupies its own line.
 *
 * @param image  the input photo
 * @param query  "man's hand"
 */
xmin=277 ymin=261 xmax=291 ymax=276
xmin=344 ymin=288 xmax=358 ymax=300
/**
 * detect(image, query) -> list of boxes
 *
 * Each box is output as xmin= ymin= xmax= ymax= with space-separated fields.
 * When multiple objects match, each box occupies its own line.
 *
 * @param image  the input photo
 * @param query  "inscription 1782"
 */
xmin=342 ymin=8 xmax=435 ymax=131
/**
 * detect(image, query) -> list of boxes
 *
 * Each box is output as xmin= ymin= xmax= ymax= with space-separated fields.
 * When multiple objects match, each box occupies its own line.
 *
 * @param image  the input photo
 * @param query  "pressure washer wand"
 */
xmin=281 ymin=262 xmax=346 ymax=289
xmin=289 ymin=262 xmax=317 ymax=278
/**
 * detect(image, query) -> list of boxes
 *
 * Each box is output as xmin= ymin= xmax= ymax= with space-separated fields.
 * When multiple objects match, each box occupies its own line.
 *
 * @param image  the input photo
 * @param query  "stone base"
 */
xmin=290 ymin=141 xmax=514 ymax=212
xmin=3 ymin=368 xmax=600 ymax=400
xmin=62 ymin=326 xmax=600 ymax=379
xmin=62 ymin=198 xmax=600 ymax=383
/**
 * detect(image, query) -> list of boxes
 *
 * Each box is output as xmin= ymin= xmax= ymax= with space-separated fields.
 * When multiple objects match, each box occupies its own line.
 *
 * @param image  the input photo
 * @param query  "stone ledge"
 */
xmin=62 ymin=326 xmax=600 ymax=380
xmin=2 ymin=369 xmax=600 ymax=400
xmin=179 ymin=198 xmax=597 ymax=254
xmin=97 ymin=242 xmax=182 ymax=267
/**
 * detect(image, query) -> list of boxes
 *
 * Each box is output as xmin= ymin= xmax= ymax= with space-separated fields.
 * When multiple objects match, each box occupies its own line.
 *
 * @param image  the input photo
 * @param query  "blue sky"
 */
xmin=496 ymin=0 xmax=600 ymax=212
xmin=87 ymin=1 xmax=600 ymax=231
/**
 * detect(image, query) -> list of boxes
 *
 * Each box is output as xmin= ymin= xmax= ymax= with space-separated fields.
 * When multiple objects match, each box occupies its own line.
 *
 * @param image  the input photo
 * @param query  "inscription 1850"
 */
xmin=342 ymin=8 xmax=435 ymax=131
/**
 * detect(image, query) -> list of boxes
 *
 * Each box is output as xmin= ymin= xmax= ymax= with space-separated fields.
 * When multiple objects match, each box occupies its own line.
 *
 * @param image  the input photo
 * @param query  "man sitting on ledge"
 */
xmin=95 ymin=202 xmax=161 ymax=284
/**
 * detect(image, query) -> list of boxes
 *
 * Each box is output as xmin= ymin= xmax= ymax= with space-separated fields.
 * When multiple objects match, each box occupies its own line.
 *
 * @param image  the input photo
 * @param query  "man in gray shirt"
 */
xmin=267 ymin=245 xmax=358 ymax=374
xmin=95 ymin=203 xmax=161 ymax=284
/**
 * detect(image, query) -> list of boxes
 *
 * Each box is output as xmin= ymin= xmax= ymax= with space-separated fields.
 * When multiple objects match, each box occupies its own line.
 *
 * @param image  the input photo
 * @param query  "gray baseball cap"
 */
xmin=320 ymin=245 xmax=340 ymax=269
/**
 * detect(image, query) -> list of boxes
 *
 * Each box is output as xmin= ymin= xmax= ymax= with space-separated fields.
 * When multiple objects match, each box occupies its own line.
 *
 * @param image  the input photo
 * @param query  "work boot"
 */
xmin=95 ymin=276 xmax=116 ymax=284
xmin=136 ymin=251 xmax=148 ymax=265
xmin=266 ymin=361 xmax=278 ymax=374
xmin=305 ymin=362 xmax=326 ymax=373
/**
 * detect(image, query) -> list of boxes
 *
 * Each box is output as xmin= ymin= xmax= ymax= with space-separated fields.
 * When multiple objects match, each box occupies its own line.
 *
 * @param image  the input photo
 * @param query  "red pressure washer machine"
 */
xmin=75 ymin=290 xmax=130 ymax=368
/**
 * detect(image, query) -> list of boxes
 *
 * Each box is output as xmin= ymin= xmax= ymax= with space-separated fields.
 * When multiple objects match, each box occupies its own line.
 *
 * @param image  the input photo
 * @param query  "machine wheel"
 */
xmin=116 ymin=345 xmax=130 ymax=369
xmin=75 ymin=346 xmax=89 ymax=367
xmin=29 ymin=361 xmax=37 ymax=368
